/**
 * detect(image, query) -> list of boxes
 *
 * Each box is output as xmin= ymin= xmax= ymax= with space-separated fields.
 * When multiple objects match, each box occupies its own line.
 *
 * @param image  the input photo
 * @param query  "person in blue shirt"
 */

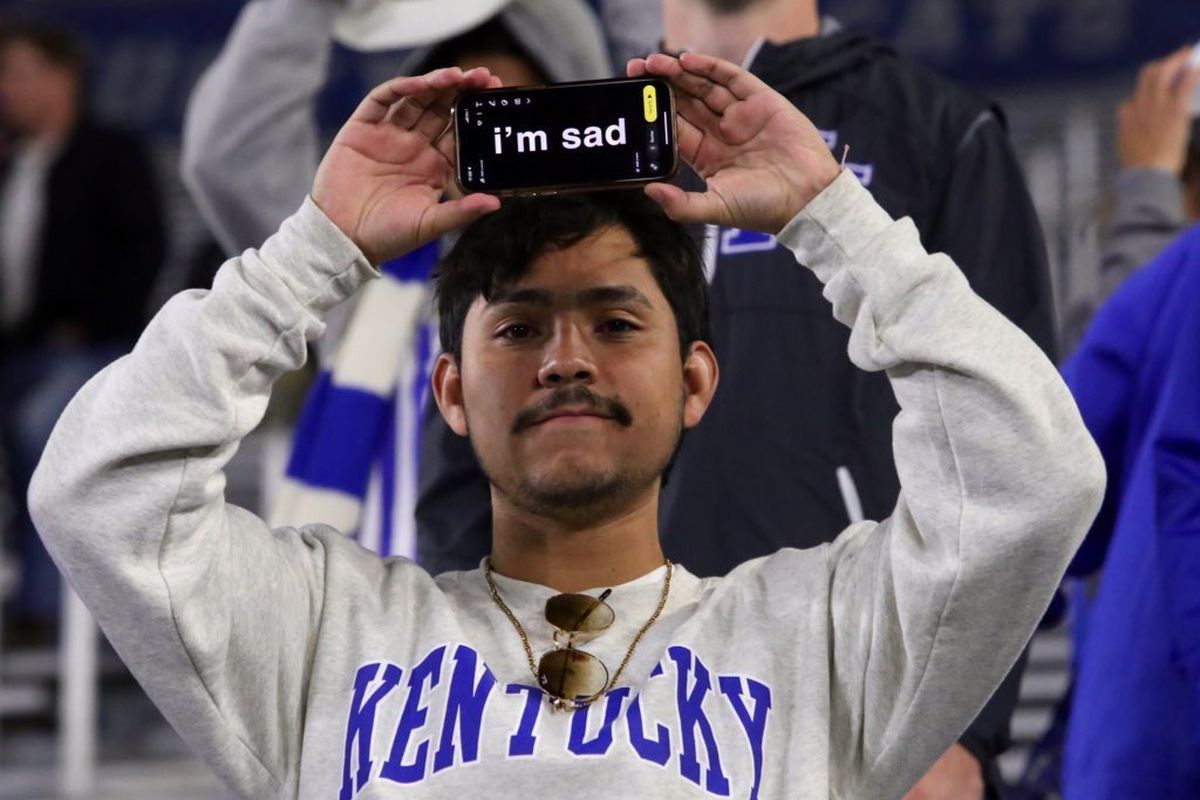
xmin=1061 ymin=221 xmax=1200 ymax=799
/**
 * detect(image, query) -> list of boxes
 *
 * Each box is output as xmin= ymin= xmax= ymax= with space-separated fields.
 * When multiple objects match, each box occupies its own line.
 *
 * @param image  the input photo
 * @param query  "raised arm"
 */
xmin=1103 ymin=48 xmax=1200 ymax=297
xmin=30 ymin=67 xmax=502 ymax=796
xmin=633 ymin=51 xmax=1106 ymax=798
xmin=181 ymin=0 xmax=335 ymax=255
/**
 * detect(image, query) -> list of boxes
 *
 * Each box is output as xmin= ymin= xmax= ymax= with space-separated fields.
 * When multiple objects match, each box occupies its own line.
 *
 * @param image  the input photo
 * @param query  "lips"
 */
xmin=531 ymin=408 xmax=613 ymax=427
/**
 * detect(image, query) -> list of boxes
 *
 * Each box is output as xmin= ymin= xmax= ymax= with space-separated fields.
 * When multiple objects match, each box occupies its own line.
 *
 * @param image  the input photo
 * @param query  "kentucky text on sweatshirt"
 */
xmin=29 ymin=172 xmax=1105 ymax=799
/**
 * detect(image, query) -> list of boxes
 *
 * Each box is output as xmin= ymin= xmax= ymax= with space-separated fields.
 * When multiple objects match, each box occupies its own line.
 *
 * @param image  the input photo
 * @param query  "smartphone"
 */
xmin=453 ymin=77 xmax=678 ymax=196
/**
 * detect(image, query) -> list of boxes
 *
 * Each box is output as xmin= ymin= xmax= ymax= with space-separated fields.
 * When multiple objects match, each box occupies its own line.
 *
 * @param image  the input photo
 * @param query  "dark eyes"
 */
xmin=499 ymin=323 xmax=536 ymax=340
xmin=495 ymin=318 xmax=639 ymax=340
xmin=599 ymin=319 xmax=638 ymax=334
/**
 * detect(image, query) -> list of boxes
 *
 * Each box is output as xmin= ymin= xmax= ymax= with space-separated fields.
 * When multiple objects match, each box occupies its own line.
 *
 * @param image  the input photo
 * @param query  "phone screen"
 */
xmin=454 ymin=78 xmax=677 ymax=195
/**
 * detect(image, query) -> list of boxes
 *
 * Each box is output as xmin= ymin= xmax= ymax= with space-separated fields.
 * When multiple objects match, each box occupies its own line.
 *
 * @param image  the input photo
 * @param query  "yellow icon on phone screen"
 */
xmin=643 ymin=85 xmax=658 ymax=123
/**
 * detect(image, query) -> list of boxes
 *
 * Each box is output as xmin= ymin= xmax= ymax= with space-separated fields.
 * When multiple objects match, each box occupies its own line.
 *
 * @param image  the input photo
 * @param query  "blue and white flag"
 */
xmin=269 ymin=243 xmax=440 ymax=560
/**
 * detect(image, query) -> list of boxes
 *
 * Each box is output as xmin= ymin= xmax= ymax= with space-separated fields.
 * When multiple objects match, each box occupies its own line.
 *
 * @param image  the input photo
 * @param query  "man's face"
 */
xmin=433 ymin=225 xmax=717 ymax=523
xmin=0 ymin=41 xmax=76 ymax=136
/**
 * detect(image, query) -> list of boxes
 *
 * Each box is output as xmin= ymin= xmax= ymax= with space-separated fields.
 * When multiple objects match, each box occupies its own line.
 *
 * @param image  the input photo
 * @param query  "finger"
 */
xmin=1180 ymin=62 xmax=1200 ymax=108
xmin=643 ymin=182 xmax=729 ymax=226
xmin=418 ymin=194 xmax=501 ymax=241
xmin=1151 ymin=51 xmax=1187 ymax=102
xmin=1133 ymin=61 xmax=1156 ymax=104
xmin=356 ymin=66 xmax=496 ymax=127
xmin=1149 ymin=47 xmax=1195 ymax=104
xmin=673 ymin=90 xmax=724 ymax=139
xmin=353 ymin=67 xmax=465 ymax=125
xmin=677 ymin=50 xmax=772 ymax=101
xmin=672 ymin=113 xmax=707 ymax=165
xmin=643 ymin=52 xmax=737 ymax=114
xmin=396 ymin=68 xmax=499 ymax=131
xmin=627 ymin=57 xmax=649 ymax=79
xmin=389 ymin=96 xmax=430 ymax=130
xmin=412 ymin=94 xmax=455 ymax=142
xmin=435 ymin=125 xmax=465 ymax=170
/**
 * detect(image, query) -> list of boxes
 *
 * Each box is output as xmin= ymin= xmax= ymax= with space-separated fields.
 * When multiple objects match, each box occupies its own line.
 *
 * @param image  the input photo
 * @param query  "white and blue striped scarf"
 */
xmin=268 ymin=243 xmax=440 ymax=559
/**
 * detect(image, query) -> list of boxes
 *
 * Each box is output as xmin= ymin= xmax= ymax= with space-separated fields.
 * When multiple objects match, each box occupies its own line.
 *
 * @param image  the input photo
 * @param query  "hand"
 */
xmin=1117 ymin=47 xmax=1200 ymax=174
xmin=311 ymin=66 xmax=502 ymax=264
xmin=627 ymin=51 xmax=841 ymax=234
xmin=901 ymin=743 xmax=985 ymax=800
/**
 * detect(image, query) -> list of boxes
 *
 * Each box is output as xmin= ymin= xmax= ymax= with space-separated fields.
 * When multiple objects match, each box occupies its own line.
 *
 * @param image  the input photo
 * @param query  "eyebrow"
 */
xmin=488 ymin=285 xmax=655 ymax=311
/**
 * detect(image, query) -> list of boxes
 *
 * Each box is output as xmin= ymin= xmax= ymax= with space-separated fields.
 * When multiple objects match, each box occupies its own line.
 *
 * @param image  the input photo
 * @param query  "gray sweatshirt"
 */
xmin=29 ymin=172 xmax=1105 ymax=799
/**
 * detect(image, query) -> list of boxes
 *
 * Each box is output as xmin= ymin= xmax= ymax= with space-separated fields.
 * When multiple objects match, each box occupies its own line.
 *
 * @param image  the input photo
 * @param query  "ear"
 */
xmin=681 ymin=340 xmax=718 ymax=429
xmin=431 ymin=353 xmax=469 ymax=437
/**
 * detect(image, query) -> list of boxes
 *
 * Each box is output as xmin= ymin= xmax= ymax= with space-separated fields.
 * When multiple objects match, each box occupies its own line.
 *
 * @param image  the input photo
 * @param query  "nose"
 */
xmin=537 ymin=322 xmax=596 ymax=388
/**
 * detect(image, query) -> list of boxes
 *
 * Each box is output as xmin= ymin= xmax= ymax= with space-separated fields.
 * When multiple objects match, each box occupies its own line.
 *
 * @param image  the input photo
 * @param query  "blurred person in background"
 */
xmin=1008 ymin=47 xmax=1200 ymax=800
xmin=1010 ymin=45 xmax=1200 ymax=800
xmin=181 ymin=0 xmax=611 ymax=555
xmin=1060 ymin=46 xmax=1200 ymax=354
xmin=0 ymin=19 xmax=165 ymax=643
xmin=1057 ymin=182 xmax=1200 ymax=800
xmin=418 ymin=1 xmax=1058 ymax=797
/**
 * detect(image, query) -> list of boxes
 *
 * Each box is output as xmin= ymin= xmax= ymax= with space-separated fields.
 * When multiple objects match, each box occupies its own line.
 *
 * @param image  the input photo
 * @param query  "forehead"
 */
xmin=470 ymin=224 xmax=668 ymax=315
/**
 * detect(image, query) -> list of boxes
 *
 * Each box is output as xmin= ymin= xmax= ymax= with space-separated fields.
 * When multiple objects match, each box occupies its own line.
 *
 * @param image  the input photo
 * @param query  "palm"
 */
xmin=630 ymin=52 xmax=841 ymax=233
xmin=317 ymin=121 xmax=448 ymax=261
xmin=312 ymin=67 xmax=500 ymax=265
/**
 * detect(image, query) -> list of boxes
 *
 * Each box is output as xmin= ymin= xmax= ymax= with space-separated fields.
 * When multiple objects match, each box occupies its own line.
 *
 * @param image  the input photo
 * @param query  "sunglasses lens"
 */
xmin=545 ymin=593 xmax=615 ymax=633
xmin=538 ymin=649 xmax=609 ymax=701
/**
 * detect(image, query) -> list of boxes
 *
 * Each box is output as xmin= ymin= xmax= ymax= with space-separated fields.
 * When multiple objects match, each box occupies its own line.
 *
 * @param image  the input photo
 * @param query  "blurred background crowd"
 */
xmin=1 ymin=0 xmax=1199 ymax=798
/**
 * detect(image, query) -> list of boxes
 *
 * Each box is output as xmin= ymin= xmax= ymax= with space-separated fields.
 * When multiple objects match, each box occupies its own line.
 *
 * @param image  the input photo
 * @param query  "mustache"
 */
xmin=511 ymin=386 xmax=634 ymax=434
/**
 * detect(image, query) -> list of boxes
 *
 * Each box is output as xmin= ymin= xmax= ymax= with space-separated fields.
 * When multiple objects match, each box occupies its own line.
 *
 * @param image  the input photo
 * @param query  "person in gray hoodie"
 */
xmin=30 ymin=52 xmax=1103 ymax=799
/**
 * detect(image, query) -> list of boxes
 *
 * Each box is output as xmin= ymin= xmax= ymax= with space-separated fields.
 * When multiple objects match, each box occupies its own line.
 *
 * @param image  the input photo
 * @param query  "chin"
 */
xmin=515 ymin=459 xmax=643 ymax=518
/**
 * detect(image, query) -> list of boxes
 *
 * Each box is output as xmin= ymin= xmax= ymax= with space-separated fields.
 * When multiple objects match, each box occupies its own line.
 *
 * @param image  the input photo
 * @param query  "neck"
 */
xmin=664 ymin=0 xmax=820 ymax=65
xmin=488 ymin=486 xmax=666 ymax=593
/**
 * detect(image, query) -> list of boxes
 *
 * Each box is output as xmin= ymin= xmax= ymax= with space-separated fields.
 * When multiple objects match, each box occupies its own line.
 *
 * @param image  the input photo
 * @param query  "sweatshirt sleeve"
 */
xmin=181 ymin=0 xmax=333 ymax=256
xmin=28 ymin=198 xmax=378 ymax=797
xmin=775 ymin=171 xmax=1106 ymax=799
xmin=1100 ymin=167 xmax=1189 ymax=300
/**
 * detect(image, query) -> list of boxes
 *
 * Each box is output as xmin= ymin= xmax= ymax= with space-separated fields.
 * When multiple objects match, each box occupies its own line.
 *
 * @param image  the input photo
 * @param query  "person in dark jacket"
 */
xmin=0 ymin=20 xmax=165 ymax=636
xmin=415 ymin=1 xmax=1057 ymax=797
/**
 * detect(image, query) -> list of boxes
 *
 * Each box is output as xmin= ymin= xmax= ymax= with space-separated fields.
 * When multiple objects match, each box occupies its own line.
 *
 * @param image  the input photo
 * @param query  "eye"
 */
xmin=498 ymin=323 xmax=537 ymax=340
xmin=599 ymin=318 xmax=639 ymax=335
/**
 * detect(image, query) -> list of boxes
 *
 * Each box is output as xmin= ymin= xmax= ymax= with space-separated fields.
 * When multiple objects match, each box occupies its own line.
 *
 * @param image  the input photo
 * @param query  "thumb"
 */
xmin=418 ymin=193 xmax=501 ymax=241
xmin=644 ymin=183 xmax=730 ymax=226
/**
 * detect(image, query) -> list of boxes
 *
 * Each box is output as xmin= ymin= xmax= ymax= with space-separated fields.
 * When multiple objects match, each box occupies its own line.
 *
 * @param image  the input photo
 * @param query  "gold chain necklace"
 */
xmin=483 ymin=559 xmax=673 ymax=710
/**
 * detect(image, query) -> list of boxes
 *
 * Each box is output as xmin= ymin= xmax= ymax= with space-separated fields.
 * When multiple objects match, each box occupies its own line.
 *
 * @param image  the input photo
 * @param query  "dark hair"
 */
xmin=435 ymin=191 xmax=709 ymax=364
xmin=424 ymin=17 xmax=547 ymax=83
xmin=0 ymin=20 xmax=85 ymax=76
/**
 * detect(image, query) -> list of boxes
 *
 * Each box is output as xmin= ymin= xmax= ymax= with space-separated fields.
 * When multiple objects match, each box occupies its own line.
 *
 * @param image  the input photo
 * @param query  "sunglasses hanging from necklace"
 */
xmin=483 ymin=559 xmax=673 ymax=711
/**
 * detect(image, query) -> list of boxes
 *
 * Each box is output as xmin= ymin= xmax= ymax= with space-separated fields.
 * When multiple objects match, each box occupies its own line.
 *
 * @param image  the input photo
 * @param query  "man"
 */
xmin=0 ymin=20 xmax=164 ymax=639
xmin=31 ymin=53 xmax=1102 ymax=798
xmin=418 ymin=1 xmax=1057 ymax=794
